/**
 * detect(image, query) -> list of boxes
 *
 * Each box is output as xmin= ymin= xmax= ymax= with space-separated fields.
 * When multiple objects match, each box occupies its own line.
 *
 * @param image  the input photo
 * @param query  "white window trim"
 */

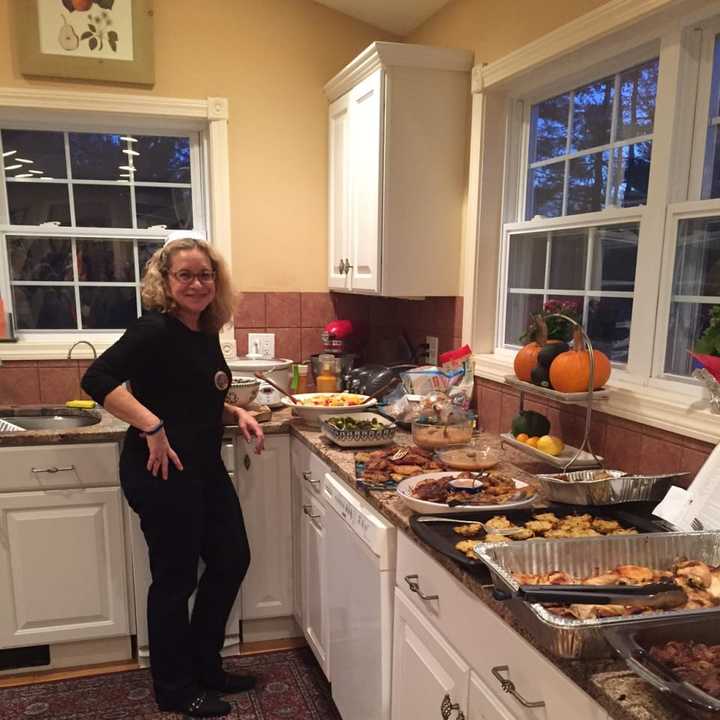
xmin=0 ymin=89 xmax=234 ymax=361
xmin=463 ymin=0 xmax=720 ymax=443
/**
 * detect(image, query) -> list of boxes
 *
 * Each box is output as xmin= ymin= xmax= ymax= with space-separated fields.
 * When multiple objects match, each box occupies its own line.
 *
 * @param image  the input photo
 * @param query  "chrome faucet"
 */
xmin=67 ymin=340 xmax=98 ymax=360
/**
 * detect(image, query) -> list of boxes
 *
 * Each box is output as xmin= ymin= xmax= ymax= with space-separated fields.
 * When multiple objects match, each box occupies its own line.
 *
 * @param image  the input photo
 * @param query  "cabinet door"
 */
xmin=468 ymin=671 xmax=517 ymax=720
xmin=348 ymin=68 xmax=383 ymax=293
xmin=0 ymin=487 xmax=129 ymax=647
xmin=392 ymin=590 xmax=468 ymax=720
xmin=328 ymin=92 xmax=351 ymax=290
xmin=301 ymin=489 xmax=329 ymax=677
xmin=236 ymin=435 xmax=292 ymax=620
xmin=290 ymin=438 xmax=310 ymax=627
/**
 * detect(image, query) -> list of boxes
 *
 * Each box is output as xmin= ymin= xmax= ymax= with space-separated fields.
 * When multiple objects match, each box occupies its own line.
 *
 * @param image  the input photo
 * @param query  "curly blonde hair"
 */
xmin=141 ymin=237 xmax=235 ymax=333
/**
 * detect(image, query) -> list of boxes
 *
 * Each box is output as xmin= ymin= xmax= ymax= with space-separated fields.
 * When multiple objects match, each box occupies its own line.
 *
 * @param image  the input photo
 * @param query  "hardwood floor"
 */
xmin=0 ymin=637 xmax=307 ymax=689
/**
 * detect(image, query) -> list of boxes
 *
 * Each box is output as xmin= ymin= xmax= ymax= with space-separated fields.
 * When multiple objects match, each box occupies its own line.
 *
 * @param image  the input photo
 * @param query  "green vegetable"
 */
xmin=695 ymin=306 xmax=720 ymax=355
xmin=327 ymin=416 xmax=384 ymax=432
xmin=530 ymin=365 xmax=552 ymax=388
xmin=537 ymin=342 xmax=569 ymax=368
xmin=511 ymin=411 xmax=551 ymax=438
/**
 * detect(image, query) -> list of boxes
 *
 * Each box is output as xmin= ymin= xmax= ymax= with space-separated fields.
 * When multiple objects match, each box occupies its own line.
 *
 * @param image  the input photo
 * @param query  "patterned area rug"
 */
xmin=0 ymin=647 xmax=341 ymax=719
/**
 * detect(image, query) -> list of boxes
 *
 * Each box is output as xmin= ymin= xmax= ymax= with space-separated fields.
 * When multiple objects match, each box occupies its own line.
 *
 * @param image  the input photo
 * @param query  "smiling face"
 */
xmin=166 ymin=248 xmax=216 ymax=320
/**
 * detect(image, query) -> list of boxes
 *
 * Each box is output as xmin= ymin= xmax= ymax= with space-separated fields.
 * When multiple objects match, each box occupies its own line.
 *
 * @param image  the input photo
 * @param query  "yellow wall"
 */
xmin=408 ymin=0 xmax=611 ymax=62
xmin=0 ymin=0 xmax=393 ymax=291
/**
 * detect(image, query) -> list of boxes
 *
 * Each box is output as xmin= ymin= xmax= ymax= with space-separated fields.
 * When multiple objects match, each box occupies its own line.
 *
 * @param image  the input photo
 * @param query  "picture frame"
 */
xmin=17 ymin=0 xmax=154 ymax=85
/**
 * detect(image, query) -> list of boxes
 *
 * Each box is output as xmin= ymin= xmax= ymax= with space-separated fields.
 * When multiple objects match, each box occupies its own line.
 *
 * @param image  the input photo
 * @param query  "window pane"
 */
xmin=80 ymin=287 xmax=137 ymax=329
xmin=138 ymin=240 xmax=163 ymax=277
xmin=135 ymin=187 xmax=193 ymax=229
xmin=665 ymin=302 xmax=713 ymax=376
xmin=505 ymin=293 xmax=543 ymax=346
xmin=77 ymin=239 xmax=135 ymax=282
xmin=571 ymin=77 xmax=614 ymax=151
xmin=549 ymin=230 xmax=586 ymax=290
xmin=711 ymin=35 xmax=720 ymax=120
xmin=74 ymin=185 xmax=132 ymax=227
xmin=7 ymin=236 xmax=72 ymax=281
xmin=589 ymin=223 xmax=639 ymax=291
xmin=507 ymin=233 xmax=546 ymax=288
xmin=530 ymin=94 xmax=569 ymax=162
xmin=705 ymin=126 xmax=720 ymax=200
xmin=617 ymin=58 xmax=659 ymax=140
xmin=12 ymin=286 xmax=76 ymax=330
xmin=527 ymin=163 xmax=564 ymax=220
xmin=567 ymin=151 xmax=609 ymax=215
xmin=1 ymin=129 xmax=67 ymax=178
xmin=611 ymin=141 xmax=651 ymax=208
xmin=6 ymin=182 xmax=71 ymax=225
xmin=587 ymin=297 xmax=633 ymax=363
xmin=671 ymin=217 xmax=720 ymax=297
xmin=69 ymin=133 xmax=125 ymax=181
xmin=133 ymin=136 xmax=191 ymax=183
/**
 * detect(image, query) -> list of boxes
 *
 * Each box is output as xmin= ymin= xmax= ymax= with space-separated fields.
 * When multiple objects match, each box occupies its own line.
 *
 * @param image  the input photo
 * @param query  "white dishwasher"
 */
xmin=322 ymin=470 xmax=396 ymax=720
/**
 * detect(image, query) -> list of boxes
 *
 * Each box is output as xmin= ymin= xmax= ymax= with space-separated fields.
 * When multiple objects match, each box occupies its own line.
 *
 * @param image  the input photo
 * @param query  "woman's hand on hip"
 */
xmin=145 ymin=428 xmax=184 ymax=479
xmin=235 ymin=407 xmax=265 ymax=453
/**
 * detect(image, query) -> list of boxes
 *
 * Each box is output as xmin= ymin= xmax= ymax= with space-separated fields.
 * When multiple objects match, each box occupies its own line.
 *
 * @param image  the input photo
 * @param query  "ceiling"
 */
xmin=313 ymin=0 xmax=453 ymax=36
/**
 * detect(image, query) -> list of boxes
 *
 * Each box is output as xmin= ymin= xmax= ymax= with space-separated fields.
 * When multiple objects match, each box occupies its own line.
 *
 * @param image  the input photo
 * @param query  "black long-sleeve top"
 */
xmin=81 ymin=311 xmax=230 ymax=450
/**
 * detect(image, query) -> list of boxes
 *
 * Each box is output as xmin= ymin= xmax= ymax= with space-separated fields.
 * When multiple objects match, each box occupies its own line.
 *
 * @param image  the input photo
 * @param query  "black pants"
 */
xmin=120 ymin=437 xmax=250 ymax=708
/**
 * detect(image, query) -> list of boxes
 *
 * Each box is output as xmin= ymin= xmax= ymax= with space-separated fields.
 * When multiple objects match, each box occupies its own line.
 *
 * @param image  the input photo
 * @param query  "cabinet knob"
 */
xmin=302 ymin=470 xmax=320 ymax=486
xmin=490 ymin=665 xmax=545 ymax=708
xmin=243 ymin=454 xmax=251 ymax=470
xmin=404 ymin=574 xmax=439 ymax=601
xmin=302 ymin=505 xmax=321 ymax=520
xmin=344 ymin=258 xmax=353 ymax=273
xmin=440 ymin=694 xmax=465 ymax=720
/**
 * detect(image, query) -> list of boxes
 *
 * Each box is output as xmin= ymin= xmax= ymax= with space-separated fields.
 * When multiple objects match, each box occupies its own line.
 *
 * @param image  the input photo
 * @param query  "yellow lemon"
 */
xmin=526 ymin=436 xmax=540 ymax=448
xmin=537 ymin=435 xmax=562 ymax=456
xmin=516 ymin=433 xmax=529 ymax=443
xmin=551 ymin=436 xmax=565 ymax=452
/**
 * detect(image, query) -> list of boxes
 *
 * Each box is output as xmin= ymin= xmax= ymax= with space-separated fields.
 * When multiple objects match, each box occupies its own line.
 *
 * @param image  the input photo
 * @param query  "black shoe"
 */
xmin=203 ymin=671 xmax=257 ymax=695
xmin=158 ymin=691 xmax=231 ymax=717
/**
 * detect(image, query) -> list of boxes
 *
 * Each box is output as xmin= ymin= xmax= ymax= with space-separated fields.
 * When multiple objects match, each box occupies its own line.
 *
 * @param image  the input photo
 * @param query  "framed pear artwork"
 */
xmin=17 ymin=0 xmax=155 ymax=85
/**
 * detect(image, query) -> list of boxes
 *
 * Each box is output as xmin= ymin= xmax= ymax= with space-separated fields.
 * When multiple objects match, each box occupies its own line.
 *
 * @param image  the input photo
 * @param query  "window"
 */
xmin=493 ymin=9 xmax=720 ymax=394
xmin=527 ymin=58 xmax=658 ymax=220
xmin=0 ymin=127 xmax=201 ymax=332
xmin=504 ymin=223 xmax=638 ymax=362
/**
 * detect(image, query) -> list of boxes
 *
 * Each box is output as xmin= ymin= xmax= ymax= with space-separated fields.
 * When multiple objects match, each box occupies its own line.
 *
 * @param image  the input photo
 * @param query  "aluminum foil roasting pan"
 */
xmin=535 ymin=469 xmax=685 ymax=506
xmin=476 ymin=532 xmax=720 ymax=659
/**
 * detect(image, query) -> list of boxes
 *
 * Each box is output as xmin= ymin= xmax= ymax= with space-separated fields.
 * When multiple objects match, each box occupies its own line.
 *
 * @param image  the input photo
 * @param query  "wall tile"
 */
xmin=679 ymin=445 xmax=711 ymax=487
xmin=478 ymin=385 xmax=502 ymax=434
xmin=301 ymin=327 xmax=324 ymax=361
xmin=266 ymin=292 xmax=300 ymax=328
xmin=431 ymin=297 xmax=457 ymax=337
xmin=39 ymin=367 xmax=81 ymax=404
xmin=274 ymin=327 xmax=301 ymax=362
xmin=499 ymin=391 xmax=521 ymax=435
xmin=235 ymin=292 xmax=266 ymax=328
xmin=234 ymin=328 xmax=251 ymax=356
xmin=603 ymin=425 xmax=644 ymax=474
xmin=638 ymin=436 xmax=684 ymax=476
xmin=301 ymin=293 xmax=335 ymax=328
xmin=452 ymin=296 xmax=464 ymax=338
xmin=0 ymin=365 xmax=40 ymax=404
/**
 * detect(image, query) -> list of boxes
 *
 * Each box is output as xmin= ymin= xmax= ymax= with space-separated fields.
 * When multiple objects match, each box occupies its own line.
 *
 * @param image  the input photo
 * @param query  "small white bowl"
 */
xmin=226 ymin=378 xmax=260 ymax=408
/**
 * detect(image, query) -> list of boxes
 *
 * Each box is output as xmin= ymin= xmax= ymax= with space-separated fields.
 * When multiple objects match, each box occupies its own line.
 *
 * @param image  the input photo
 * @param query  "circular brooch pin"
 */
xmin=214 ymin=370 xmax=230 ymax=390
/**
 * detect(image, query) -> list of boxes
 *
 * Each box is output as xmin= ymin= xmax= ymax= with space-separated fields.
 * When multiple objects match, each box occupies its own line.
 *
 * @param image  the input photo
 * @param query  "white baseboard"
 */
xmin=241 ymin=616 xmax=302 ymax=643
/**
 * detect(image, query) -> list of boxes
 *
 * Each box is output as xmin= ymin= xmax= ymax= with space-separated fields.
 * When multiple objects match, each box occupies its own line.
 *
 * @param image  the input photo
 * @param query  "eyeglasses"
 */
xmin=169 ymin=270 xmax=216 ymax=285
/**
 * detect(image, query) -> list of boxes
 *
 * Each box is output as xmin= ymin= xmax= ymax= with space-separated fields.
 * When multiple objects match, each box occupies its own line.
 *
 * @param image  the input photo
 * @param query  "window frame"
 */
xmin=0 ymin=90 xmax=232 ymax=360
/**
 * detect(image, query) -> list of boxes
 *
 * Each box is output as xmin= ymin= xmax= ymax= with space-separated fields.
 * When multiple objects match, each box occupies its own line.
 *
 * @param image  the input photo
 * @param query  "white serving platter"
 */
xmin=500 ymin=433 xmax=603 ymax=470
xmin=397 ymin=471 xmax=537 ymax=515
xmin=282 ymin=393 xmax=377 ymax=426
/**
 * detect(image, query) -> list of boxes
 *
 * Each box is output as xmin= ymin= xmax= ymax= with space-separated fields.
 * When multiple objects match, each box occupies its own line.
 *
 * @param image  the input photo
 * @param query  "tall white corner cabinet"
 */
xmin=325 ymin=42 xmax=473 ymax=297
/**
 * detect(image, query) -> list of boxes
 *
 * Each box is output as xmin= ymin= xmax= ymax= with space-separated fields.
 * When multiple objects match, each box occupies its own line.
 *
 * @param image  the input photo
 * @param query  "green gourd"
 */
xmin=511 ymin=411 xmax=551 ymax=438
xmin=537 ymin=341 xmax=570 ymax=368
xmin=530 ymin=364 xmax=552 ymax=389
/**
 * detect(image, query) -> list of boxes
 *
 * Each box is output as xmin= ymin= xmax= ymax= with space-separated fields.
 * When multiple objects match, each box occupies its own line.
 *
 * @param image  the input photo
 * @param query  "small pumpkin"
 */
xmin=549 ymin=328 xmax=611 ymax=393
xmin=513 ymin=316 xmax=561 ymax=382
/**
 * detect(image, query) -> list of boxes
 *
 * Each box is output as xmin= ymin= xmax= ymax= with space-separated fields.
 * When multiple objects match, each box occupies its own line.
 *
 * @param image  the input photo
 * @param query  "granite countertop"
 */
xmin=0 ymin=406 xmax=701 ymax=719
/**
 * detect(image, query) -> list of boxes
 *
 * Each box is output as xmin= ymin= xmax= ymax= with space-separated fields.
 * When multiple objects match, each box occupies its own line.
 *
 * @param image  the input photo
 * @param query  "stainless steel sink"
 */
xmin=0 ymin=413 xmax=101 ymax=431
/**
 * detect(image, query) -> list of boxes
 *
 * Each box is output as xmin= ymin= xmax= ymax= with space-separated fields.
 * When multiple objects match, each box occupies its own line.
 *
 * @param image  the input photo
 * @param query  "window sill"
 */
xmin=473 ymin=352 xmax=720 ymax=444
xmin=0 ymin=337 xmax=119 ymax=361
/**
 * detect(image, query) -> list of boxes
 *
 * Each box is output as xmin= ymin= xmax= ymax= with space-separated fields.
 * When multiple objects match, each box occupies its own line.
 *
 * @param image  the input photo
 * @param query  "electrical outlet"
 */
xmin=248 ymin=333 xmax=275 ymax=359
xmin=426 ymin=336 xmax=438 ymax=365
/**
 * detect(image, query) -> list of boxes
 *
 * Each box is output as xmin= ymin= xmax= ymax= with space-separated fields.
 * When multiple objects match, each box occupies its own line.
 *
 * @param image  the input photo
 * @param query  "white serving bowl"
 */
xmin=282 ymin=393 xmax=377 ymax=426
xmin=226 ymin=378 xmax=260 ymax=408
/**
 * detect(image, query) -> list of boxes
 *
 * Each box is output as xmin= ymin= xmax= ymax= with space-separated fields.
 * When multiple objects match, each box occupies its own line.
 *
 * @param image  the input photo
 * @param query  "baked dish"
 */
xmin=650 ymin=641 xmax=720 ymax=699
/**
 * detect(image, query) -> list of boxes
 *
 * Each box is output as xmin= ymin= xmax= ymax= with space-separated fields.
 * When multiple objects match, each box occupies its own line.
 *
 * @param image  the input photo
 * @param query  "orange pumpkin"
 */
xmin=549 ymin=330 xmax=611 ymax=392
xmin=514 ymin=316 xmax=559 ymax=382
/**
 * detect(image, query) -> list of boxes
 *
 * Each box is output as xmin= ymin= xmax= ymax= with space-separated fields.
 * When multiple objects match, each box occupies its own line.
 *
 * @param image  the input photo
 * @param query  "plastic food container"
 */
xmin=411 ymin=419 xmax=474 ymax=450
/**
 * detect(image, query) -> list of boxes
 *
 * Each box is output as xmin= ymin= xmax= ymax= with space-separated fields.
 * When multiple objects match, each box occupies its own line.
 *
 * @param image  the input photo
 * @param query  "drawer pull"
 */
xmin=303 ymin=470 xmax=320 ymax=486
xmin=404 ymin=574 xmax=439 ymax=601
xmin=440 ymin=694 xmax=465 ymax=720
xmin=303 ymin=505 xmax=321 ymax=520
xmin=31 ymin=465 xmax=75 ymax=474
xmin=491 ymin=665 xmax=546 ymax=709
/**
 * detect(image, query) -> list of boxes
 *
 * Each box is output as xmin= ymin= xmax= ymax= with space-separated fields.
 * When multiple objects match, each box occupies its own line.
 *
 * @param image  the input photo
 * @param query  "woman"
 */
xmin=82 ymin=236 xmax=264 ymax=718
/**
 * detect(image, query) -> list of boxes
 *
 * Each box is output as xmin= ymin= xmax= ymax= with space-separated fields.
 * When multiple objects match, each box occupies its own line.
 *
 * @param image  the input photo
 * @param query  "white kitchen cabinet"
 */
xmin=235 ymin=435 xmax=293 ymax=621
xmin=392 ymin=589 xmax=468 ymax=720
xmin=325 ymin=42 xmax=473 ymax=297
xmin=0 ymin=486 xmax=129 ymax=648
xmin=290 ymin=437 xmax=312 ymax=627
xmin=301 ymin=486 xmax=329 ymax=677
